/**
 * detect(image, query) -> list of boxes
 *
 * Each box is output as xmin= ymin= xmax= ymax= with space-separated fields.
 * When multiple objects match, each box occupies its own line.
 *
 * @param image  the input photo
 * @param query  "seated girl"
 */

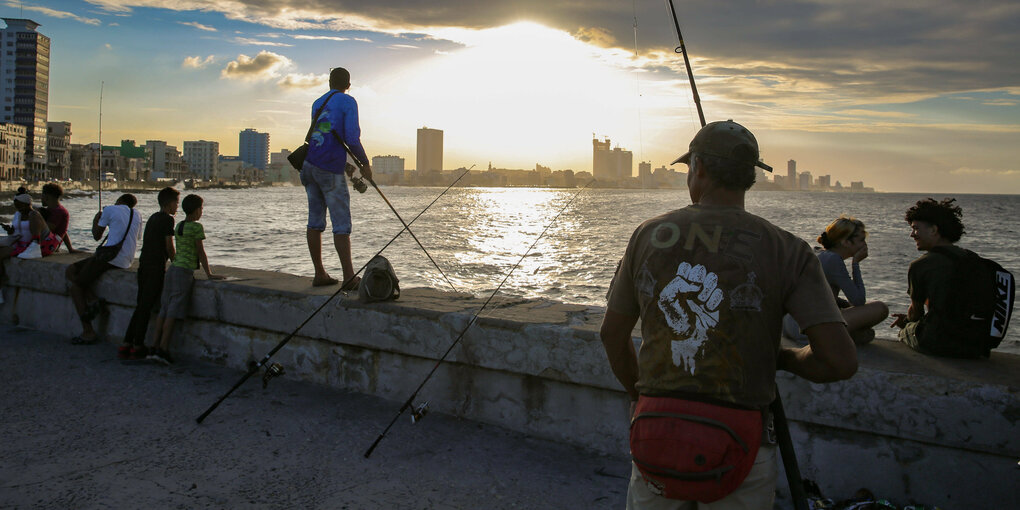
xmin=784 ymin=215 xmax=889 ymax=345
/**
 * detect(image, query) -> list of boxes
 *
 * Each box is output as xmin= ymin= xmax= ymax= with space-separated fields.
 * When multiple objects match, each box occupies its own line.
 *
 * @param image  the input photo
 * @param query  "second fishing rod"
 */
xmin=196 ymin=167 xmax=470 ymax=424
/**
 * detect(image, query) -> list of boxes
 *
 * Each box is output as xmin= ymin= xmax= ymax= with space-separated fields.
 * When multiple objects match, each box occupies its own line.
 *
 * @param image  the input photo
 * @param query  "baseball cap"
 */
xmin=671 ymin=120 xmax=773 ymax=172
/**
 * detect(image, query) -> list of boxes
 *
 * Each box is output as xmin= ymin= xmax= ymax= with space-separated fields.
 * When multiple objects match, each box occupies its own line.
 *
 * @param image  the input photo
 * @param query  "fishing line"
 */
xmin=363 ymin=179 xmax=595 ymax=459
xmin=632 ymin=0 xmax=645 ymax=161
xmin=663 ymin=3 xmax=808 ymax=509
xmin=98 ymin=81 xmax=104 ymax=211
xmin=195 ymin=168 xmax=471 ymax=424
xmin=339 ymin=139 xmax=459 ymax=293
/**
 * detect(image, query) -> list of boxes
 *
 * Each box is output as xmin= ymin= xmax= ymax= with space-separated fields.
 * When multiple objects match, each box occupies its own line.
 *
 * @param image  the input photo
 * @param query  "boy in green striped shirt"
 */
xmin=148 ymin=194 xmax=224 ymax=365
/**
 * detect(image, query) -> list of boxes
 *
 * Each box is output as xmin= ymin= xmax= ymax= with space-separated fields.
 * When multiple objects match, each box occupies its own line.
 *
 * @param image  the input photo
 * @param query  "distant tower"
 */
xmin=416 ymin=127 xmax=443 ymax=172
xmin=787 ymin=159 xmax=797 ymax=190
xmin=1 ymin=18 xmax=50 ymax=180
xmin=592 ymin=137 xmax=632 ymax=182
xmin=239 ymin=128 xmax=270 ymax=170
xmin=183 ymin=140 xmax=220 ymax=180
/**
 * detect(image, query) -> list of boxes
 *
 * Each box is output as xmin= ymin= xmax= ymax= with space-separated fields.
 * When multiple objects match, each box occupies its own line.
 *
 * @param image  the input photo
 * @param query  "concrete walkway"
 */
xmin=0 ymin=325 xmax=629 ymax=509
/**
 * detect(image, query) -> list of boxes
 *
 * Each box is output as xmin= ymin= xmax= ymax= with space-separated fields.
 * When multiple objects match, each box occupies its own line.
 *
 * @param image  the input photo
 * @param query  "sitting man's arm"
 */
xmin=91 ymin=211 xmax=104 ymax=241
xmin=599 ymin=309 xmax=641 ymax=402
xmin=779 ymin=322 xmax=858 ymax=383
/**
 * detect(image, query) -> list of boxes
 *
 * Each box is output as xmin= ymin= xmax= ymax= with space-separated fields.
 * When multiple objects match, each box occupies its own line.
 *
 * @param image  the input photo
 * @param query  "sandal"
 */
xmin=341 ymin=275 xmax=361 ymax=291
xmin=312 ymin=276 xmax=339 ymax=287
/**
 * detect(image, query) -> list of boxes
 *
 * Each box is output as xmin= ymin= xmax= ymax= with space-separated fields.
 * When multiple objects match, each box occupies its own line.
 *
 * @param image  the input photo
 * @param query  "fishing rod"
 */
xmin=195 ymin=167 xmax=471 ymax=424
xmin=364 ymin=179 xmax=595 ymax=458
xmin=339 ymin=138 xmax=459 ymax=294
xmin=664 ymin=0 xmax=705 ymax=128
xmin=663 ymin=2 xmax=808 ymax=509
xmin=98 ymin=81 xmax=104 ymax=211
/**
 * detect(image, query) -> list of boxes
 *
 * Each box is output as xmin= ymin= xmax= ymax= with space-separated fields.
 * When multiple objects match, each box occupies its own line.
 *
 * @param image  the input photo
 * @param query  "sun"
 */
xmin=367 ymin=22 xmax=648 ymax=171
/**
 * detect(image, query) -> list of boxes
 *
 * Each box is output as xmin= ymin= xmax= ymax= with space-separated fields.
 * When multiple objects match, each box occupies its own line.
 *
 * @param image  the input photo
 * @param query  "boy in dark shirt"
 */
xmin=118 ymin=187 xmax=179 ymax=360
xmin=148 ymin=194 xmax=223 ymax=365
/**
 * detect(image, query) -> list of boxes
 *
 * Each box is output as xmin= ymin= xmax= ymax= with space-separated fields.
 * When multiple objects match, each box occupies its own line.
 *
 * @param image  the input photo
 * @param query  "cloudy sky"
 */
xmin=7 ymin=0 xmax=1020 ymax=192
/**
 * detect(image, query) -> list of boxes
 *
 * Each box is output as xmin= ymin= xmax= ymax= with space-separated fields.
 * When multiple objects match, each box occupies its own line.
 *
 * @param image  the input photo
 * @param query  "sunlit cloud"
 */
xmin=179 ymin=21 xmax=216 ymax=32
xmin=386 ymin=44 xmax=419 ymax=50
xmin=221 ymin=51 xmax=293 ymax=81
xmin=234 ymin=37 xmax=293 ymax=47
xmin=182 ymin=55 xmax=215 ymax=69
xmin=277 ymin=73 xmax=327 ymax=89
xmin=5 ymin=2 xmax=102 ymax=25
xmin=294 ymin=35 xmax=349 ymax=41
xmin=574 ymin=26 xmax=616 ymax=48
xmin=834 ymin=110 xmax=917 ymax=119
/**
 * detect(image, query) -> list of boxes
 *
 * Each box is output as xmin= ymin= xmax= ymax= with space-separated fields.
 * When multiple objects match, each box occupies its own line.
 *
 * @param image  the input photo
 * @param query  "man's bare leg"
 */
xmin=307 ymin=228 xmax=336 ymax=286
xmin=333 ymin=233 xmax=359 ymax=289
xmin=66 ymin=264 xmax=97 ymax=340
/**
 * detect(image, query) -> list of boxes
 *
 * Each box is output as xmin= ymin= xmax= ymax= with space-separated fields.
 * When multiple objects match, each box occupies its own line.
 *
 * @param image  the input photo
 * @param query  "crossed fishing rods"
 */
xmin=364 ymin=178 xmax=595 ymax=458
xmin=196 ymin=166 xmax=471 ymax=424
xmin=664 ymin=1 xmax=809 ymax=508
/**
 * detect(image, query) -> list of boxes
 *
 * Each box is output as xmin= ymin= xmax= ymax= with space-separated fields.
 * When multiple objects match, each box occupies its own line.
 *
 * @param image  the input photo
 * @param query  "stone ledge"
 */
xmin=2 ymin=255 xmax=1018 ymax=507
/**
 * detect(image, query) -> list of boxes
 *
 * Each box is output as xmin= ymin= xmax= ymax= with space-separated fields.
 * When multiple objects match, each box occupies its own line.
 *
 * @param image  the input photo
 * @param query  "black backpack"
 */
xmin=930 ymin=246 xmax=1015 ymax=357
xmin=359 ymin=255 xmax=400 ymax=303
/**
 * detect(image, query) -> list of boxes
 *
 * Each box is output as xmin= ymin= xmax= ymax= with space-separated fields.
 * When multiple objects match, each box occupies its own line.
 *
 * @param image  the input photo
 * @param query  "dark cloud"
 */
xmin=93 ymin=1 xmax=1020 ymax=100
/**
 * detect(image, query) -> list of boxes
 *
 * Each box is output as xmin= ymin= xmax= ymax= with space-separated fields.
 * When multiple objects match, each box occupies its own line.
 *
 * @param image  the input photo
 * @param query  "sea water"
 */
xmin=59 ymin=186 xmax=1020 ymax=353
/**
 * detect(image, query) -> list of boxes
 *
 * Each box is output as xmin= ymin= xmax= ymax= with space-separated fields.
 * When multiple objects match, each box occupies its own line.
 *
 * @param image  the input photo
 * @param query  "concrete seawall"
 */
xmin=2 ymin=254 xmax=1017 ymax=508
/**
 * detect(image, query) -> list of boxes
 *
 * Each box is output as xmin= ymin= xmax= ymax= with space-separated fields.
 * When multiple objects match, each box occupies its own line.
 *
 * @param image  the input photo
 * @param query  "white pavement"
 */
xmin=0 ymin=324 xmax=629 ymax=509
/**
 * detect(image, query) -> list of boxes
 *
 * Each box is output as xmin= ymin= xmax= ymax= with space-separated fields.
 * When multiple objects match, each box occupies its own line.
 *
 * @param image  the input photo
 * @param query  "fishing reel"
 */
xmin=345 ymin=162 xmax=369 ymax=194
xmin=351 ymin=176 xmax=368 ymax=194
xmin=410 ymin=400 xmax=430 ymax=424
xmin=261 ymin=362 xmax=286 ymax=389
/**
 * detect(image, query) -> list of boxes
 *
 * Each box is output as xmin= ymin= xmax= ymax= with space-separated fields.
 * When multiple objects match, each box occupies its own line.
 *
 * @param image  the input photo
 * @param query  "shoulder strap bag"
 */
xmin=287 ymin=90 xmax=341 ymax=170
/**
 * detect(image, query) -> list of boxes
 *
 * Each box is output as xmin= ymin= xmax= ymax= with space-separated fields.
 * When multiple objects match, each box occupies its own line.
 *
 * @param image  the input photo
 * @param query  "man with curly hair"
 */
xmin=891 ymin=198 xmax=975 ymax=357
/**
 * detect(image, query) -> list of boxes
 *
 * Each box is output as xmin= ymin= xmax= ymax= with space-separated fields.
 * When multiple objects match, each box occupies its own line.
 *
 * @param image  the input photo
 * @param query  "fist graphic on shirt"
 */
xmin=657 ymin=262 xmax=724 ymax=374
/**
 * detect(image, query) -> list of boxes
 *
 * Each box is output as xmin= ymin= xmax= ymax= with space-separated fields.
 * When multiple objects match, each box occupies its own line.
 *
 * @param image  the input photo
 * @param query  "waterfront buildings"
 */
xmin=787 ymin=159 xmax=797 ymax=190
xmin=372 ymin=155 xmax=404 ymax=175
xmin=184 ymin=140 xmax=220 ymax=181
xmin=592 ymin=137 xmax=633 ymax=183
xmin=799 ymin=171 xmax=813 ymax=191
xmin=145 ymin=140 xmax=187 ymax=180
xmin=46 ymin=121 xmax=70 ymax=180
xmin=270 ymin=149 xmax=291 ymax=166
xmin=1 ymin=18 xmax=49 ymax=180
xmin=239 ymin=128 xmax=269 ymax=171
xmin=416 ymin=127 xmax=443 ymax=173
xmin=0 ymin=122 xmax=26 ymax=181
xmin=218 ymin=155 xmax=261 ymax=182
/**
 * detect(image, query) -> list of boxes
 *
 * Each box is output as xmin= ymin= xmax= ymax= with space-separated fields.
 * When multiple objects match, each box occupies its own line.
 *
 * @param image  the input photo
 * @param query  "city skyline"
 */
xmin=3 ymin=2 xmax=1019 ymax=193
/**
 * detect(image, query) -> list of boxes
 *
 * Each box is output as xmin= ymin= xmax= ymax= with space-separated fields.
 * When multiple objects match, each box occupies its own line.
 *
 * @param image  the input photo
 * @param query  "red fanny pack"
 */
xmin=629 ymin=396 xmax=762 ymax=503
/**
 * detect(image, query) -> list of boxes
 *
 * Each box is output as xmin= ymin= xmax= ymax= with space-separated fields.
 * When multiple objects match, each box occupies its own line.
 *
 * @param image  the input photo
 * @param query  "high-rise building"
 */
xmin=787 ymin=159 xmax=797 ymax=190
xmin=184 ymin=140 xmax=220 ymax=180
xmin=799 ymin=171 xmax=813 ymax=191
xmin=145 ymin=140 xmax=186 ymax=180
xmin=592 ymin=137 xmax=632 ymax=182
xmin=416 ymin=127 xmax=443 ymax=172
xmin=816 ymin=174 xmax=831 ymax=189
xmin=239 ymin=128 xmax=270 ymax=170
xmin=46 ymin=121 xmax=70 ymax=180
xmin=1 ymin=19 xmax=50 ymax=180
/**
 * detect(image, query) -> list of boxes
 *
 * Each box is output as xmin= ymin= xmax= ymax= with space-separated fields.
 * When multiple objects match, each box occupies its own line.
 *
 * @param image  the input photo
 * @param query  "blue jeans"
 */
xmin=301 ymin=161 xmax=352 ymax=235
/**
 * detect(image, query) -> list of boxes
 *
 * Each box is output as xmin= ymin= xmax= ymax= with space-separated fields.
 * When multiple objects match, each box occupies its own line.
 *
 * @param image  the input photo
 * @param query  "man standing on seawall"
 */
xmin=600 ymin=120 xmax=858 ymax=509
xmin=302 ymin=67 xmax=372 ymax=289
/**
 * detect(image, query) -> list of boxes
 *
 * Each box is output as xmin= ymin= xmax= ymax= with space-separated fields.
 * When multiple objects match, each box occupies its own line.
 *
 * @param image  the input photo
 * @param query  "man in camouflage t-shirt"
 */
xmin=600 ymin=120 xmax=858 ymax=510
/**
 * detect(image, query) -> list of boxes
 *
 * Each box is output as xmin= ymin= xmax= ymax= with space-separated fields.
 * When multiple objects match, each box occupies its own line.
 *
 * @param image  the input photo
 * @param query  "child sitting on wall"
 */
xmin=148 ymin=194 xmax=223 ymax=365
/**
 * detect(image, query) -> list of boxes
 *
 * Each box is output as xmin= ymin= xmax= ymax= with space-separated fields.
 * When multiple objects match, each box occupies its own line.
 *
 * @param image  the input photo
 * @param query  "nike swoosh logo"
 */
xmin=970 ymin=314 xmax=985 ymax=320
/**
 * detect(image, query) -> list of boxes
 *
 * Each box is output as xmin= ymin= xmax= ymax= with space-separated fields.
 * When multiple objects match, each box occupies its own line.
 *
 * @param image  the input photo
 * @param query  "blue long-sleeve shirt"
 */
xmin=817 ymin=248 xmax=866 ymax=306
xmin=305 ymin=90 xmax=369 ymax=173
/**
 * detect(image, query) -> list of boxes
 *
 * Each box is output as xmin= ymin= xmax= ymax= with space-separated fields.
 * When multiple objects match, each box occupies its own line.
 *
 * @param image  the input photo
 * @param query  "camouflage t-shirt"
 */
xmin=606 ymin=204 xmax=843 ymax=408
xmin=172 ymin=221 xmax=205 ymax=271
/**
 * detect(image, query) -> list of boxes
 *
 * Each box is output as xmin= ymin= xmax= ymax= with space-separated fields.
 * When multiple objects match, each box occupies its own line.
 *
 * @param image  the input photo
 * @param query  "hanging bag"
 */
xmin=287 ymin=90 xmax=340 ymax=170
xmin=629 ymin=396 xmax=763 ymax=503
xmin=94 ymin=207 xmax=135 ymax=264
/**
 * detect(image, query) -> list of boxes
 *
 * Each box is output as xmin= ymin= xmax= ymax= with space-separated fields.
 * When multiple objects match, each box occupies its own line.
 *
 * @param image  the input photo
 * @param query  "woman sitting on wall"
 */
xmin=39 ymin=183 xmax=80 ymax=253
xmin=784 ymin=215 xmax=890 ymax=345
